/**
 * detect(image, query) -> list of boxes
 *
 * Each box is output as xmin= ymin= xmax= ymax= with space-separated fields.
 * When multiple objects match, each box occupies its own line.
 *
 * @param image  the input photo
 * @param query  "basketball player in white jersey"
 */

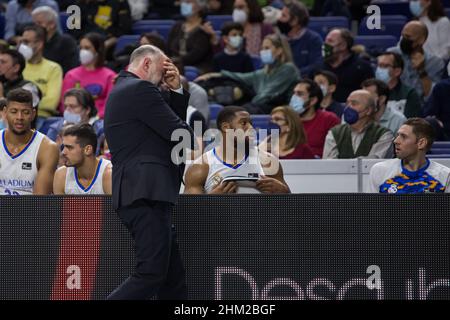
xmin=53 ymin=123 xmax=112 ymax=195
xmin=0 ymin=88 xmax=59 ymax=195
xmin=184 ymin=106 xmax=290 ymax=194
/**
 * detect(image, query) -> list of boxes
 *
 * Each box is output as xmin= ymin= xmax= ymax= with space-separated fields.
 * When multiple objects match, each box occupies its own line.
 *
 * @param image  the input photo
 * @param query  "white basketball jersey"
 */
xmin=64 ymin=158 xmax=111 ymax=194
xmin=0 ymin=129 xmax=45 ymax=195
xmin=204 ymin=147 xmax=264 ymax=193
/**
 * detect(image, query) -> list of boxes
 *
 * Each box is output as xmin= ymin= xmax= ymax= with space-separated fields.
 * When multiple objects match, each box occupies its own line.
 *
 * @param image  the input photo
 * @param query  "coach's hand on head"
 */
xmin=162 ymin=58 xmax=182 ymax=90
xmin=210 ymin=181 xmax=237 ymax=194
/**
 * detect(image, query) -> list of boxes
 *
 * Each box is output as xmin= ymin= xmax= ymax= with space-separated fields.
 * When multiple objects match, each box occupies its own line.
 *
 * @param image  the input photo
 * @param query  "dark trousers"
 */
xmin=107 ymin=199 xmax=187 ymax=300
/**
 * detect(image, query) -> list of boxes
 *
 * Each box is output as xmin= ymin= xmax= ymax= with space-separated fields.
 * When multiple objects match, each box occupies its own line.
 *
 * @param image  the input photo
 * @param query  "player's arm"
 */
xmin=183 ymin=162 xmax=209 ymax=194
xmin=102 ymin=163 xmax=112 ymax=195
xmin=257 ymin=151 xmax=291 ymax=194
xmin=35 ymin=138 xmax=59 ymax=195
xmin=53 ymin=166 xmax=67 ymax=195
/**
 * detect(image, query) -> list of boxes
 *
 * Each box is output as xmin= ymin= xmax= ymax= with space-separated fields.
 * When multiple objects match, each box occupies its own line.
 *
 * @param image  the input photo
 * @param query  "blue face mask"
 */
xmin=343 ymin=106 xmax=360 ymax=125
xmin=260 ymin=49 xmax=275 ymax=65
xmin=289 ymin=95 xmax=306 ymax=114
xmin=375 ymin=67 xmax=391 ymax=84
xmin=181 ymin=2 xmax=193 ymax=17
xmin=409 ymin=0 xmax=423 ymax=17
xmin=64 ymin=110 xmax=82 ymax=124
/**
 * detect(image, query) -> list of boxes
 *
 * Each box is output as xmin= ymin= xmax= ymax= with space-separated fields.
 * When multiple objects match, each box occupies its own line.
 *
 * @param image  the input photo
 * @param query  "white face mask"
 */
xmin=18 ymin=44 xmax=33 ymax=61
xmin=228 ymin=35 xmax=243 ymax=49
xmin=232 ymin=9 xmax=247 ymax=24
xmin=79 ymin=49 xmax=95 ymax=65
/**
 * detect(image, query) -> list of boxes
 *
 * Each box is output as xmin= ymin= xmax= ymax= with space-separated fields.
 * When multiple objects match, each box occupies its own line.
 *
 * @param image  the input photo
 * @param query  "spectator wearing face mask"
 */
xmin=409 ymin=0 xmax=450 ymax=61
xmin=276 ymin=0 xmax=323 ymax=76
xmin=231 ymin=0 xmax=274 ymax=56
xmin=388 ymin=21 xmax=445 ymax=100
xmin=213 ymin=22 xmax=254 ymax=73
xmin=311 ymin=28 xmax=374 ymax=103
xmin=61 ymin=33 xmax=117 ymax=119
xmin=313 ymin=69 xmax=344 ymax=118
xmin=46 ymin=88 xmax=104 ymax=155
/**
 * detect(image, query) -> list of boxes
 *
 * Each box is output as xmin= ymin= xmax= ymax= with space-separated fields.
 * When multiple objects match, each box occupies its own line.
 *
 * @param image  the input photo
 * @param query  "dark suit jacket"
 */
xmin=104 ymin=70 xmax=193 ymax=210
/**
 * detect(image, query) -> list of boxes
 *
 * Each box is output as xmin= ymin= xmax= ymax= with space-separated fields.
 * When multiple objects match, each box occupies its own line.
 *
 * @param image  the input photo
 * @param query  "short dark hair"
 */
xmin=63 ymin=123 xmax=98 ymax=152
xmin=221 ymin=22 xmax=244 ymax=36
xmin=403 ymin=117 xmax=435 ymax=151
xmin=216 ymin=106 xmax=247 ymax=129
xmin=246 ymin=0 xmax=265 ymax=23
xmin=0 ymin=48 xmax=26 ymax=74
xmin=63 ymin=88 xmax=97 ymax=118
xmin=427 ymin=0 xmax=446 ymax=22
xmin=379 ymin=51 xmax=404 ymax=70
xmin=23 ymin=24 xmax=47 ymax=43
xmin=6 ymin=88 xmax=33 ymax=107
xmin=296 ymin=79 xmax=323 ymax=110
xmin=361 ymin=78 xmax=390 ymax=99
xmin=286 ymin=1 xmax=309 ymax=27
xmin=81 ymin=32 xmax=106 ymax=68
xmin=314 ymin=70 xmax=338 ymax=86
xmin=140 ymin=32 xmax=167 ymax=53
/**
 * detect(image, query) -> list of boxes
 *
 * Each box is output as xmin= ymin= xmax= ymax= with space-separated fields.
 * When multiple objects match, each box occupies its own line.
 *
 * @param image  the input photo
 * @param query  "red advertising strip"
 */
xmin=51 ymin=197 xmax=103 ymax=300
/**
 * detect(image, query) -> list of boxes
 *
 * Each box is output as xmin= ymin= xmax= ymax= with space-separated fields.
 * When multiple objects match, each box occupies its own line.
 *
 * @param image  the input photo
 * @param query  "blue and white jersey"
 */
xmin=204 ymin=147 xmax=264 ymax=193
xmin=368 ymin=158 xmax=450 ymax=193
xmin=0 ymin=129 xmax=45 ymax=195
xmin=64 ymin=158 xmax=111 ymax=195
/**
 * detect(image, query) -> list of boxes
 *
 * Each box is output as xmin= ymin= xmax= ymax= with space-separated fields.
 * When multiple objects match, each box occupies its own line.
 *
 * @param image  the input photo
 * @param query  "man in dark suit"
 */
xmin=104 ymin=44 xmax=194 ymax=300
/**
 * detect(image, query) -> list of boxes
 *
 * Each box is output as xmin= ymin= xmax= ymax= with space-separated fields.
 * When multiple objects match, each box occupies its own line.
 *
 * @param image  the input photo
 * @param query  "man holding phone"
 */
xmin=104 ymin=45 xmax=194 ymax=299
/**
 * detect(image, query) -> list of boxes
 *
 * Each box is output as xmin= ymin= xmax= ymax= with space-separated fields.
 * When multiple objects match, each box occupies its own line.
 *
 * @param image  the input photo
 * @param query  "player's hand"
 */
xmin=255 ymin=175 xmax=289 ymax=194
xmin=209 ymin=181 xmax=237 ymax=194
xmin=162 ymin=58 xmax=181 ymax=90
xmin=194 ymin=72 xmax=221 ymax=82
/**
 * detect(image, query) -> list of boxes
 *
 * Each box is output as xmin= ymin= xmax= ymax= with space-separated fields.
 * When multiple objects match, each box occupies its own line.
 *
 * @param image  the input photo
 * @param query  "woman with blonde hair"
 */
xmin=260 ymin=106 xmax=314 ymax=159
xmin=196 ymin=33 xmax=300 ymax=114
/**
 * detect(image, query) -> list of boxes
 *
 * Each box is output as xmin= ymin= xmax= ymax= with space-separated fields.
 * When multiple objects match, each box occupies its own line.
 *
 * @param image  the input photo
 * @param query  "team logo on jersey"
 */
xmin=387 ymin=184 xmax=398 ymax=194
xmin=22 ymin=162 xmax=32 ymax=170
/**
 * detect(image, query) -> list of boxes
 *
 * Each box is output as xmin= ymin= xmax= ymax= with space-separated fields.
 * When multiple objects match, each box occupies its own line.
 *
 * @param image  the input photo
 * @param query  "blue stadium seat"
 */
xmin=206 ymin=15 xmax=233 ymax=30
xmin=446 ymin=8 xmax=450 ymax=19
xmin=132 ymin=20 xmax=175 ymax=39
xmin=209 ymin=103 xmax=224 ymax=122
xmin=114 ymin=35 xmax=139 ymax=55
xmin=426 ymin=154 xmax=450 ymax=158
xmin=309 ymin=16 xmax=350 ymax=39
xmin=354 ymin=35 xmax=398 ymax=56
xmin=250 ymin=55 xmax=263 ymax=70
xmin=432 ymin=141 xmax=450 ymax=148
xmin=39 ymin=117 xmax=62 ymax=136
xmin=250 ymin=115 xmax=274 ymax=131
xmin=371 ymin=1 xmax=412 ymax=19
xmin=184 ymin=66 xmax=199 ymax=81
xmin=59 ymin=11 xmax=69 ymax=33
xmin=359 ymin=15 xmax=407 ymax=40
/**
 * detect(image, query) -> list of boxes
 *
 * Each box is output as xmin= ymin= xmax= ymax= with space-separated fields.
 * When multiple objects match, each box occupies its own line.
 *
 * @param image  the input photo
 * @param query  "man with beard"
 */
xmin=276 ymin=0 xmax=323 ymax=76
xmin=104 ymin=45 xmax=194 ymax=299
xmin=53 ymin=123 xmax=112 ymax=195
xmin=0 ymin=88 xmax=58 ymax=195
xmin=310 ymin=28 xmax=374 ymax=103
xmin=388 ymin=21 xmax=445 ymax=100
xmin=184 ymin=106 xmax=290 ymax=194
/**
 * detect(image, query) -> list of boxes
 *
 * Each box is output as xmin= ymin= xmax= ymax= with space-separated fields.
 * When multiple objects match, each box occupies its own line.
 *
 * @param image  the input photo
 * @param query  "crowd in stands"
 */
xmin=0 ymin=0 xmax=450 ymax=195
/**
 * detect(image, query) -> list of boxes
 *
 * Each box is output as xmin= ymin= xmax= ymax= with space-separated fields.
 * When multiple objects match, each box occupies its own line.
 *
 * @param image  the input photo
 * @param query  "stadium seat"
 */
xmin=38 ymin=117 xmax=61 ymax=135
xmin=354 ymin=35 xmax=398 ymax=56
xmin=209 ymin=103 xmax=224 ymax=122
xmin=132 ymin=20 xmax=175 ymax=39
xmin=114 ymin=35 xmax=139 ymax=55
xmin=59 ymin=11 xmax=69 ymax=33
xmin=446 ymin=8 xmax=450 ymax=19
xmin=371 ymin=1 xmax=412 ymax=19
xmin=206 ymin=15 xmax=233 ymax=30
xmin=431 ymin=141 xmax=450 ymax=148
xmin=250 ymin=55 xmax=263 ymax=70
xmin=426 ymin=154 xmax=450 ymax=158
xmin=250 ymin=115 xmax=274 ymax=131
xmin=309 ymin=16 xmax=350 ymax=39
xmin=184 ymin=66 xmax=199 ymax=81
xmin=359 ymin=15 xmax=407 ymax=39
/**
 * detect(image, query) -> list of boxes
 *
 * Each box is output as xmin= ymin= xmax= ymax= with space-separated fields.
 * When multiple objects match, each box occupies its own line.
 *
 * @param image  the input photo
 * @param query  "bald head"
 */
xmin=129 ymin=44 xmax=165 ymax=69
xmin=347 ymin=89 xmax=376 ymax=111
xmin=402 ymin=21 xmax=428 ymax=44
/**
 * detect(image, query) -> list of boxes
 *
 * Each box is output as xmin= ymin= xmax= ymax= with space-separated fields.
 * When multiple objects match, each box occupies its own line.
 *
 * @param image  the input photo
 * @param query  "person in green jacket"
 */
xmin=195 ymin=33 xmax=300 ymax=114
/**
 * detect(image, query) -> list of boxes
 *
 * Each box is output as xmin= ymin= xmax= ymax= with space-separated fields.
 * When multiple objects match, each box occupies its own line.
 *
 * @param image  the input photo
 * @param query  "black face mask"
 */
xmin=0 ymin=75 xmax=7 ymax=83
xmin=277 ymin=21 xmax=292 ymax=35
xmin=400 ymin=37 xmax=414 ymax=56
